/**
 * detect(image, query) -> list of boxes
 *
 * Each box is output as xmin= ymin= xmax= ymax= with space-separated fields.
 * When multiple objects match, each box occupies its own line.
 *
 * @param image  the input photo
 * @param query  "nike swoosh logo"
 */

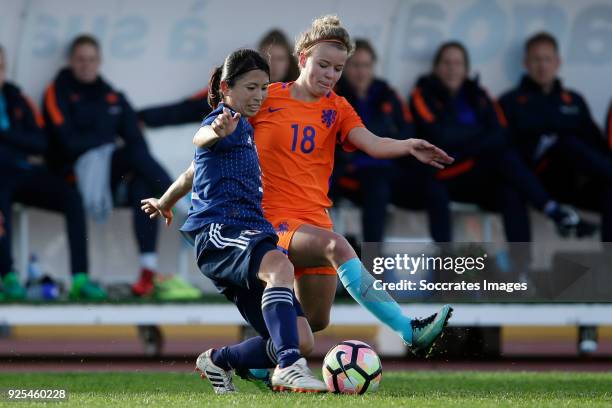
xmin=268 ymin=107 xmax=284 ymax=113
xmin=335 ymin=351 xmax=355 ymax=386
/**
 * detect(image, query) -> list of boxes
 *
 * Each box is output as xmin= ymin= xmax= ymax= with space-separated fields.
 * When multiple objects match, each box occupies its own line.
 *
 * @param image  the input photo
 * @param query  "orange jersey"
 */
xmin=250 ymin=82 xmax=364 ymax=214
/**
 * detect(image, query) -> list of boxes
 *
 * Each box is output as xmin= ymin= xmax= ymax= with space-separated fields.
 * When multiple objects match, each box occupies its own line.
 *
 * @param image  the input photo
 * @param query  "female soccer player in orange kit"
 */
xmin=198 ymin=15 xmax=454 ymax=355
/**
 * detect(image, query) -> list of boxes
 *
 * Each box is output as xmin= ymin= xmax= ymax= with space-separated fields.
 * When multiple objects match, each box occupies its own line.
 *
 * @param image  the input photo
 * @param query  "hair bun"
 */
xmin=313 ymin=15 xmax=341 ymax=28
xmin=295 ymin=14 xmax=353 ymax=57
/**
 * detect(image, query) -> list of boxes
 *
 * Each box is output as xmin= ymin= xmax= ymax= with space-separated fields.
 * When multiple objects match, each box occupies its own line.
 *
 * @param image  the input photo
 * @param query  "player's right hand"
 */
xmin=141 ymin=198 xmax=173 ymax=226
xmin=211 ymin=107 xmax=241 ymax=138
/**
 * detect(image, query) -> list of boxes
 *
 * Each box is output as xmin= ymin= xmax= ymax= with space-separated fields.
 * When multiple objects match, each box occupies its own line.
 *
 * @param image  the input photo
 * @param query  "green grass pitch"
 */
xmin=1 ymin=371 xmax=611 ymax=407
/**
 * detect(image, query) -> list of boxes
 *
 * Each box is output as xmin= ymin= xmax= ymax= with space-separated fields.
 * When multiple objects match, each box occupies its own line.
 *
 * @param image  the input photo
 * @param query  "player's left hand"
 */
xmin=211 ymin=108 xmax=241 ymax=138
xmin=407 ymin=139 xmax=454 ymax=169
xmin=141 ymin=198 xmax=174 ymax=226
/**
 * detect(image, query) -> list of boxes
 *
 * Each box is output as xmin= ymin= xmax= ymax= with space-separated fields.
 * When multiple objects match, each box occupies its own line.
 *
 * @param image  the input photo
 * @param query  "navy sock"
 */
xmin=211 ymin=336 xmax=276 ymax=370
xmin=261 ymin=287 xmax=301 ymax=368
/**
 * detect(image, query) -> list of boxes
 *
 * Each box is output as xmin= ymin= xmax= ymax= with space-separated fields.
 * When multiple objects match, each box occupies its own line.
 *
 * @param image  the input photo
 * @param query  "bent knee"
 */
xmin=308 ymin=315 xmax=330 ymax=333
xmin=262 ymin=255 xmax=295 ymax=286
xmin=323 ymin=233 xmax=354 ymax=262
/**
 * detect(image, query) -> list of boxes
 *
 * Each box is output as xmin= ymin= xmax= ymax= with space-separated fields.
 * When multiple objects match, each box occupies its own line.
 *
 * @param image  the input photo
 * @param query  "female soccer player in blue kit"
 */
xmin=142 ymin=49 xmax=326 ymax=393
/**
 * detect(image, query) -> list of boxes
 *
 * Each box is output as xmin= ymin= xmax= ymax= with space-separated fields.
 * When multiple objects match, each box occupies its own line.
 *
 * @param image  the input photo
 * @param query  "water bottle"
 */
xmin=26 ymin=255 xmax=43 ymax=300
xmin=27 ymin=254 xmax=42 ymax=282
xmin=26 ymin=255 xmax=58 ymax=301
xmin=40 ymin=277 xmax=60 ymax=300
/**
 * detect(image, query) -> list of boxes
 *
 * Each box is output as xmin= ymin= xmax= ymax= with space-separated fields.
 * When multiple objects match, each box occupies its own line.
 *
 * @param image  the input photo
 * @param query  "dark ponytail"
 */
xmin=207 ymin=49 xmax=270 ymax=109
xmin=207 ymin=66 xmax=224 ymax=109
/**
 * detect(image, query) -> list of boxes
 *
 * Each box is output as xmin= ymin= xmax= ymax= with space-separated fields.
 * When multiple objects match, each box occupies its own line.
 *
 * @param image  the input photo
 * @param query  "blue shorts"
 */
xmin=195 ymin=223 xmax=277 ymax=293
xmin=194 ymin=223 xmax=303 ymax=338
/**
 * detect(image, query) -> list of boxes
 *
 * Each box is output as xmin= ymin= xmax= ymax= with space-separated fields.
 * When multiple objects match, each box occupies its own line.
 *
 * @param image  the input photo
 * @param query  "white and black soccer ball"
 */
xmin=322 ymin=340 xmax=382 ymax=394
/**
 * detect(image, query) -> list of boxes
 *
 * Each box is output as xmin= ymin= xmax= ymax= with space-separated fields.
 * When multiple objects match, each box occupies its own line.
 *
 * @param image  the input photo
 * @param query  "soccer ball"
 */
xmin=322 ymin=340 xmax=382 ymax=394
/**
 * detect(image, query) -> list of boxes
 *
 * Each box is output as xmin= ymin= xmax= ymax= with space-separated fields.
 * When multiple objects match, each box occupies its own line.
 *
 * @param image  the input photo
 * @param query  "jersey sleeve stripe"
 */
xmin=23 ymin=94 xmax=45 ymax=128
xmin=411 ymin=87 xmax=435 ymax=123
xmin=493 ymin=100 xmax=508 ymax=128
xmin=435 ymin=159 xmax=476 ymax=180
xmin=189 ymin=87 xmax=209 ymax=101
xmin=44 ymin=84 xmax=64 ymax=126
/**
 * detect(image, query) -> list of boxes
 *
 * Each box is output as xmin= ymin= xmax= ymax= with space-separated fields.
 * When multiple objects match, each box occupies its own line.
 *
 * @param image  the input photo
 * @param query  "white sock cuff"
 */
xmin=140 ymin=253 xmax=158 ymax=271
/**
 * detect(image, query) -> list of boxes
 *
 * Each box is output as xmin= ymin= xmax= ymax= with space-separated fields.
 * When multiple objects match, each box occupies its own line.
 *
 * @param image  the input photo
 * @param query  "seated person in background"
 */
xmin=500 ymin=32 xmax=612 ymax=241
xmin=257 ymin=29 xmax=300 ymax=83
xmin=410 ymin=41 xmax=596 ymax=244
xmin=43 ymin=35 xmax=198 ymax=298
xmin=138 ymin=28 xmax=298 ymax=128
xmin=0 ymin=44 xmax=104 ymax=300
xmin=332 ymin=39 xmax=448 ymax=242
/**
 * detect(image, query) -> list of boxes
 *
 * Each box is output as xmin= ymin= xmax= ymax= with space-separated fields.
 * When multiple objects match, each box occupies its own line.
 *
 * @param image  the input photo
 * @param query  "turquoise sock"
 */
xmin=248 ymin=368 xmax=270 ymax=379
xmin=337 ymin=258 xmax=413 ymax=344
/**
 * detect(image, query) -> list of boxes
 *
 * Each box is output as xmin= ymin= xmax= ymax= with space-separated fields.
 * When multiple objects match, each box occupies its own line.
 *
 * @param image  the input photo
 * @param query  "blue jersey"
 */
xmin=181 ymin=104 xmax=275 ymax=235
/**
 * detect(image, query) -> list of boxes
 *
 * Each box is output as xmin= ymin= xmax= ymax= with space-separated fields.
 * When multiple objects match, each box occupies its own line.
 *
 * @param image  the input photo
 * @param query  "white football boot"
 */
xmin=271 ymin=357 xmax=327 ymax=393
xmin=195 ymin=349 xmax=236 ymax=394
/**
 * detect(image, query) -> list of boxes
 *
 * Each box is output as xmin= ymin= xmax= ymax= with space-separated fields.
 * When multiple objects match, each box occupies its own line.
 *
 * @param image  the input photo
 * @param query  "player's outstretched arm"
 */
xmin=347 ymin=127 xmax=454 ymax=169
xmin=141 ymin=161 xmax=195 ymax=225
xmin=193 ymin=108 xmax=241 ymax=148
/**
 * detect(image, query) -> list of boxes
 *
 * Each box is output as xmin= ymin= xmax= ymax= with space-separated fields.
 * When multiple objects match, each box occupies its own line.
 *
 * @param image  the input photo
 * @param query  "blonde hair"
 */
xmin=294 ymin=15 xmax=354 ymax=58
